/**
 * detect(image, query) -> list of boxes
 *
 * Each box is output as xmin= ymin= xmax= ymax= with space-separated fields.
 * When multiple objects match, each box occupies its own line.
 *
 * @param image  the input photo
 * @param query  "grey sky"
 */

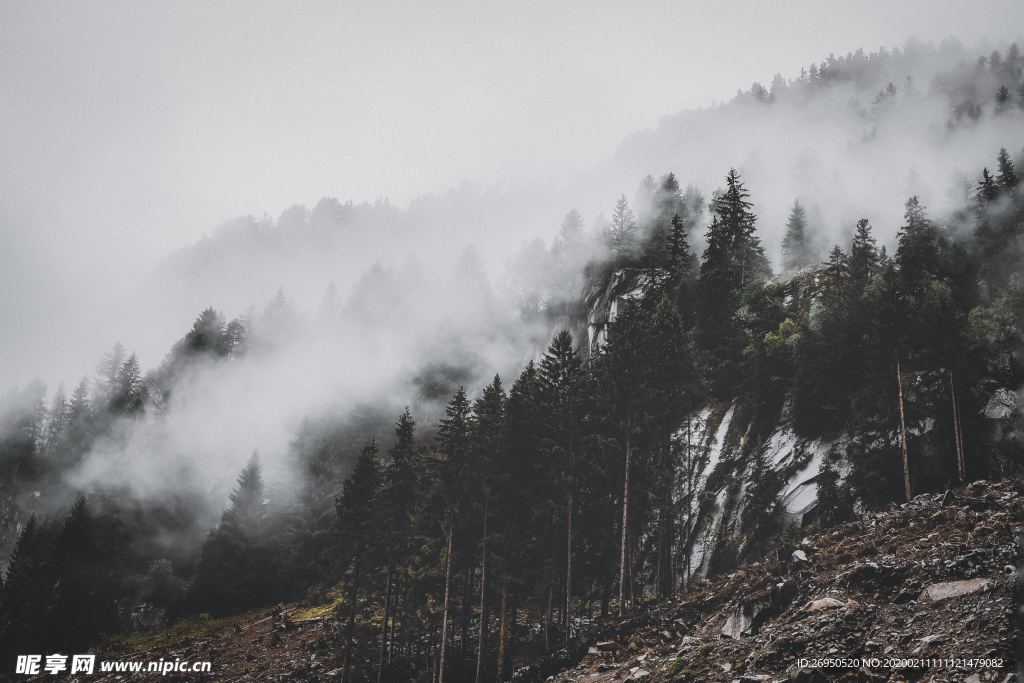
xmin=1 ymin=0 xmax=1023 ymax=387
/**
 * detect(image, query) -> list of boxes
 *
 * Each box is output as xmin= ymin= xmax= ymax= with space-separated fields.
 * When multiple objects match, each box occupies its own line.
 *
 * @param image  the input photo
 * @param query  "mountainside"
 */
xmin=1 ymin=39 xmax=1023 ymax=683
xmin=583 ymin=265 xmax=1021 ymax=585
xmin=78 ymin=479 xmax=1020 ymax=683
xmin=541 ymin=479 xmax=1021 ymax=683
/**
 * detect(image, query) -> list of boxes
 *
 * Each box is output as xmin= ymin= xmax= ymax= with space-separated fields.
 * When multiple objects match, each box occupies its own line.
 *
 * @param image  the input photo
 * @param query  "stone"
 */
xmin=802 ymin=597 xmax=845 ymax=611
xmin=918 ymin=578 xmax=990 ymax=602
xmin=792 ymin=549 xmax=808 ymax=563
xmin=721 ymin=603 xmax=764 ymax=639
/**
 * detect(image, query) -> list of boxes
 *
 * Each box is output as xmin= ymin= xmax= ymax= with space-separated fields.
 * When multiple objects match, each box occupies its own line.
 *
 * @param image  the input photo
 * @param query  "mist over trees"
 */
xmin=0 ymin=37 xmax=1022 ymax=680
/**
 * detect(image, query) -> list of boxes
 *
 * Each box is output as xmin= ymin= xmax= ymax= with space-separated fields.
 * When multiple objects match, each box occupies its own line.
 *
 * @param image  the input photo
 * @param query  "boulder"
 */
xmin=917 ymin=578 xmax=990 ymax=602
xmin=721 ymin=603 xmax=764 ymax=639
xmin=802 ymin=597 xmax=845 ymax=612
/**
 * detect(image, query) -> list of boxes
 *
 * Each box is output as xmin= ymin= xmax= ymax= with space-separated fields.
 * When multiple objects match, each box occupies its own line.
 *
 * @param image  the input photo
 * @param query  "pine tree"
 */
xmin=45 ymin=384 xmax=70 ymax=448
xmin=701 ymin=169 xmax=769 ymax=290
xmin=895 ymin=196 xmax=940 ymax=291
xmin=781 ymin=199 xmax=814 ymax=270
xmin=436 ymin=388 xmax=470 ymax=683
xmin=111 ymin=352 xmax=144 ymax=414
xmin=227 ymin=452 xmax=266 ymax=532
xmin=666 ymin=213 xmax=697 ymax=282
xmin=698 ymin=169 xmax=770 ymax=393
xmin=376 ymin=408 xmax=420 ymax=682
xmin=820 ymin=246 xmax=851 ymax=311
xmin=95 ymin=342 xmax=125 ymax=404
xmin=608 ymin=195 xmax=637 ymax=255
xmin=46 ymin=497 xmax=120 ymax=651
xmin=469 ymin=376 xmax=506 ymax=683
xmin=494 ymin=363 xmax=545 ymax=680
xmin=976 ymin=168 xmax=999 ymax=205
xmin=337 ymin=439 xmax=381 ymax=682
xmin=189 ymin=453 xmax=277 ymax=614
xmin=0 ymin=516 xmax=49 ymax=662
xmin=849 ymin=219 xmax=880 ymax=287
xmin=995 ymin=85 xmax=1011 ymax=111
xmin=996 ymin=148 xmax=1019 ymax=190
xmin=538 ymin=331 xmax=582 ymax=644
xmin=185 ymin=308 xmax=227 ymax=355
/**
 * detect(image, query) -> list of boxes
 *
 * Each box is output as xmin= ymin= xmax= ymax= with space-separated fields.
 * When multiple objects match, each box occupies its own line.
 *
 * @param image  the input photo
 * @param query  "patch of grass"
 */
xmin=293 ymin=598 xmax=343 ymax=621
xmin=105 ymin=608 xmax=271 ymax=652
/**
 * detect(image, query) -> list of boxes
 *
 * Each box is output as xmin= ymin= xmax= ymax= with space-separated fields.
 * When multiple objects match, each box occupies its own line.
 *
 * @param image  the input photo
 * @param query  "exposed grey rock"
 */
xmin=801 ymin=597 xmax=844 ymax=611
xmin=982 ymin=388 xmax=1016 ymax=419
xmin=918 ymin=578 xmax=990 ymax=602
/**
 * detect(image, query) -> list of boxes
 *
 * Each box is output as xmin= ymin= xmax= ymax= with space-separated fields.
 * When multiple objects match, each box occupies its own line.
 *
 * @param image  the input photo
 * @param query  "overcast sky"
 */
xmin=2 ymin=0 xmax=1023 ymax=387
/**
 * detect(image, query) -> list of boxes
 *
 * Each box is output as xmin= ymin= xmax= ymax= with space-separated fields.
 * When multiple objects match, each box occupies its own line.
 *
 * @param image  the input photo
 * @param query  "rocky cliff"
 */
xmin=581 ymin=268 xmax=1021 ymax=591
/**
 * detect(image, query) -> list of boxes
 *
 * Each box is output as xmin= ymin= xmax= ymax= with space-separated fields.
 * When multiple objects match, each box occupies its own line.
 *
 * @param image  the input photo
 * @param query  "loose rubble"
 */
xmin=541 ymin=480 xmax=1021 ymax=683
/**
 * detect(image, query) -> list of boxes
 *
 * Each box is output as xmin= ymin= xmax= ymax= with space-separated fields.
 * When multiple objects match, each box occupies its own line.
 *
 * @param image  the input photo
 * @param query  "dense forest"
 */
xmin=0 ymin=42 xmax=1023 ymax=681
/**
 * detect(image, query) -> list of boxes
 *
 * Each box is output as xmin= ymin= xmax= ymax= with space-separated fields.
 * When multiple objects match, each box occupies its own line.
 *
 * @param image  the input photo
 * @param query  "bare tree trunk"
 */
xmin=618 ymin=423 xmax=632 ymax=616
xmin=543 ymin=572 xmax=552 ymax=651
xmin=460 ymin=567 xmax=473 ymax=662
xmin=949 ymin=370 xmax=966 ymax=482
xmin=896 ymin=359 xmax=912 ymax=502
xmin=495 ymin=580 xmax=510 ymax=682
xmin=564 ymin=490 xmax=573 ymax=646
xmin=388 ymin=578 xmax=400 ymax=664
xmin=377 ymin=565 xmax=393 ymax=683
xmin=438 ymin=523 xmax=455 ymax=683
xmin=474 ymin=501 xmax=489 ymax=683
xmin=341 ymin=561 xmax=360 ymax=683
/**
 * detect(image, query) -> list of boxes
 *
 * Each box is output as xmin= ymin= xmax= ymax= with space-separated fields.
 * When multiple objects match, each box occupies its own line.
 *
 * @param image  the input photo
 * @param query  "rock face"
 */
xmin=581 ymin=268 xmax=1022 ymax=593
xmin=544 ymin=479 xmax=1021 ymax=683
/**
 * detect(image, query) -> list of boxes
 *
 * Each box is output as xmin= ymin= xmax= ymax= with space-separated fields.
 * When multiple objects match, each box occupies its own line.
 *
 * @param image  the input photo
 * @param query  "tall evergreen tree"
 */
xmin=849 ymin=219 xmax=880 ymax=287
xmin=538 ymin=331 xmax=582 ymax=644
xmin=469 ymin=376 xmax=506 ymax=683
xmin=376 ymin=408 xmax=419 ymax=683
xmin=436 ymin=388 xmax=471 ymax=683
xmin=608 ymin=195 xmax=637 ymax=255
xmin=337 ymin=439 xmax=381 ymax=682
xmin=996 ymin=147 xmax=1019 ymax=190
xmin=781 ymin=199 xmax=814 ymax=270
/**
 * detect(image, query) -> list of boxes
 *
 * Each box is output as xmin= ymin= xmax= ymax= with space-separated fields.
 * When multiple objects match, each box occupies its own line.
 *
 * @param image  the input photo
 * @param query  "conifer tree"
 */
xmin=0 ymin=516 xmax=49 ymax=663
xmin=111 ymin=352 xmax=144 ymax=414
xmin=95 ymin=342 xmax=125 ymax=404
xmin=849 ymin=219 xmax=880 ymax=287
xmin=469 ymin=376 xmax=506 ymax=683
xmin=436 ymin=388 xmax=470 ymax=682
xmin=45 ymin=383 xmax=70 ymax=448
xmin=781 ymin=199 xmax=814 ymax=270
xmin=976 ymin=168 xmax=999 ymax=205
xmin=608 ymin=195 xmax=637 ymax=255
xmin=377 ymin=408 xmax=419 ymax=683
xmin=337 ymin=439 xmax=381 ymax=682
xmin=698 ymin=169 xmax=770 ymax=393
xmin=538 ymin=331 xmax=582 ymax=644
xmin=701 ymin=168 xmax=769 ymax=291
xmin=189 ymin=453 xmax=276 ymax=614
xmin=996 ymin=147 xmax=1019 ymax=190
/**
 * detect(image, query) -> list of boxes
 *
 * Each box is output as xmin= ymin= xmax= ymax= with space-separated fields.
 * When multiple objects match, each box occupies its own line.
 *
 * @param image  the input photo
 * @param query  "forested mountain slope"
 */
xmin=0 ymin=41 xmax=1022 ymax=681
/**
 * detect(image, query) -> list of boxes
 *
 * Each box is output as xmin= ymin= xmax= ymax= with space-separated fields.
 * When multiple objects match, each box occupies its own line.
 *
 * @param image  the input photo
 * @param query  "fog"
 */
xmin=2 ymin=1 xmax=1024 ymax=520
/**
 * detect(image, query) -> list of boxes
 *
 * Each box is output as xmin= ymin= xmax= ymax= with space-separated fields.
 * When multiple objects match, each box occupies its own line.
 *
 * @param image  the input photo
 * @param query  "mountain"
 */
xmin=0 ymin=39 xmax=1022 ymax=681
